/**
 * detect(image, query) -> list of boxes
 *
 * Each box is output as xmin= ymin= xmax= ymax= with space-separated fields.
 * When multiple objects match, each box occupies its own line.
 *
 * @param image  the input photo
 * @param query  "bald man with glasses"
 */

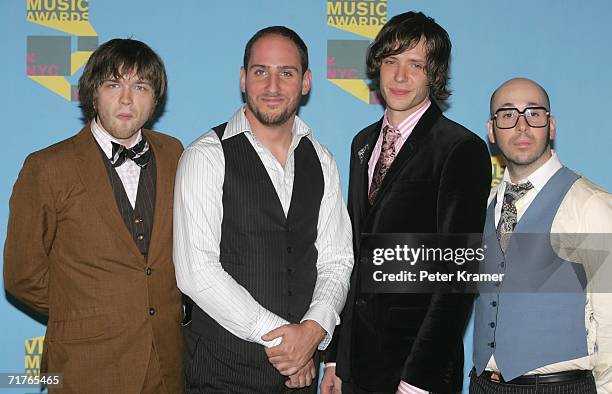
xmin=470 ymin=77 xmax=612 ymax=393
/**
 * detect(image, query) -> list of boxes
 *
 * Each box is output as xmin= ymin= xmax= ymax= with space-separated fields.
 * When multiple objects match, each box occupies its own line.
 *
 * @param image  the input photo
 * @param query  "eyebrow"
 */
xmin=248 ymin=64 xmax=300 ymax=71
xmin=498 ymin=101 xmax=544 ymax=108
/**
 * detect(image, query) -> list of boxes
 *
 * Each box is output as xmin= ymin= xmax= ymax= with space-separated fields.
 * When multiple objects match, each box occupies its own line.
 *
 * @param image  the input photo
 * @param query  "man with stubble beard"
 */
xmin=173 ymin=26 xmax=353 ymax=393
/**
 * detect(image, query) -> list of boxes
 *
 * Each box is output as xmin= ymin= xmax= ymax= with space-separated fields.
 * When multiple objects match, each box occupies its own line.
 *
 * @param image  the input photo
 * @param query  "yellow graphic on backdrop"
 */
xmin=327 ymin=0 xmax=387 ymax=39
xmin=25 ymin=336 xmax=44 ymax=375
xmin=26 ymin=0 xmax=98 ymax=101
xmin=491 ymin=155 xmax=506 ymax=188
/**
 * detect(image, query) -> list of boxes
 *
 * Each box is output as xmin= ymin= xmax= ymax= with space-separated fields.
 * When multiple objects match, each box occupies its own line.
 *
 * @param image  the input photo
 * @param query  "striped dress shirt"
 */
xmin=173 ymin=106 xmax=354 ymax=349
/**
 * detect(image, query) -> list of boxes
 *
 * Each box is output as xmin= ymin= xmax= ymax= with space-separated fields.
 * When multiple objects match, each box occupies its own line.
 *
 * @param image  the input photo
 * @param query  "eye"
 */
xmin=409 ymin=63 xmax=424 ymax=70
xmin=253 ymin=69 xmax=267 ymax=77
xmin=383 ymin=58 xmax=396 ymax=65
xmin=104 ymin=82 xmax=120 ymax=89
xmin=134 ymin=84 xmax=150 ymax=92
xmin=280 ymin=70 xmax=294 ymax=78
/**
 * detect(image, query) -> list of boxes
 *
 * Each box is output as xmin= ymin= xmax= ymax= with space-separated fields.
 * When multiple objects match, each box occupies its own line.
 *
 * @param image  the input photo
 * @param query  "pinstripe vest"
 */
xmin=101 ymin=146 xmax=156 ymax=258
xmin=189 ymin=123 xmax=324 ymax=387
xmin=473 ymin=167 xmax=587 ymax=380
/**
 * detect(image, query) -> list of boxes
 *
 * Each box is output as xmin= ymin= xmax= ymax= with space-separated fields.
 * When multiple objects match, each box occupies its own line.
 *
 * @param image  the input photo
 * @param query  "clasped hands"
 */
xmin=262 ymin=320 xmax=326 ymax=388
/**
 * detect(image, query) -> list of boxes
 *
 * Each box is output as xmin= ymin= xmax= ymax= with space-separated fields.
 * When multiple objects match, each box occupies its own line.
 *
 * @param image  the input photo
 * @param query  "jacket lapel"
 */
xmin=369 ymin=102 xmax=442 ymax=209
xmin=72 ymin=125 xmax=144 ymax=261
xmin=353 ymin=120 xmax=382 ymax=223
xmin=145 ymin=130 xmax=172 ymax=264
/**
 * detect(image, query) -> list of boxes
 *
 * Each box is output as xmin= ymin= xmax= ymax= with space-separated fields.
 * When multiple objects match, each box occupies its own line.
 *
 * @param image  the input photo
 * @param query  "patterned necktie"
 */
xmin=110 ymin=139 xmax=151 ymax=168
xmin=497 ymin=181 xmax=534 ymax=253
xmin=368 ymin=125 xmax=401 ymax=205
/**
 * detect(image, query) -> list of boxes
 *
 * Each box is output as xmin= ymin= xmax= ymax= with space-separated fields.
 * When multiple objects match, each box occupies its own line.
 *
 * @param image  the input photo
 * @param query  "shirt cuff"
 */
xmin=248 ymin=307 xmax=289 ymax=348
xmin=301 ymin=302 xmax=339 ymax=350
xmin=324 ymin=362 xmax=337 ymax=368
xmin=398 ymin=381 xmax=429 ymax=394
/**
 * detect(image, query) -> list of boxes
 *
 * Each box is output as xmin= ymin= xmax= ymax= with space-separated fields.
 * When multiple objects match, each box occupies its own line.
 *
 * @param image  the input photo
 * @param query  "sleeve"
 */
xmin=3 ymin=154 xmax=56 ymax=316
xmin=323 ymin=137 xmax=360 ymax=363
xmin=300 ymin=146 xmax=354 ymax=350
xmin=401 ymin=136 xmax=492 ymax=384
xmin=172 ymin=135 xmax=290 ymax=347
xmin=577 ymin=188 xmax=612 ymax=393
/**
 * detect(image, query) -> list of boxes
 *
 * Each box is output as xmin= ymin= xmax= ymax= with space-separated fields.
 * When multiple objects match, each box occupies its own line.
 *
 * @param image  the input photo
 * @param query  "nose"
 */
xmin=394 ymin=64 xmax=408 ymax=83
xmin=516 ymin=114 xmax=528 ymax=131
xmin=119 ymin=86 xmax=133 ymax=105
xmin=266 ymin=73 xmax=280 ymax=93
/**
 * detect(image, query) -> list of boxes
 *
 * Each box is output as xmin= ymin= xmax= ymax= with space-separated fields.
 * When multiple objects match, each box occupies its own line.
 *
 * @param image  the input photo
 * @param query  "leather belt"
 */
xmin=481 ymin=369 xmax=590 ymax=385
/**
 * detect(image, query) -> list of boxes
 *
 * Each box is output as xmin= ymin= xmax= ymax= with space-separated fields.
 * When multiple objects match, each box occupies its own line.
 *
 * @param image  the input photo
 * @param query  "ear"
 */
xmin=301 ymin=69 xmax=312 ymax=96
xmin=487 ymin=119 xmax=496 ymax=144
xmin=549 ymin=115 xmax=557 ymax=141
xmin=240 ymin=67 xmax=246 ymax=93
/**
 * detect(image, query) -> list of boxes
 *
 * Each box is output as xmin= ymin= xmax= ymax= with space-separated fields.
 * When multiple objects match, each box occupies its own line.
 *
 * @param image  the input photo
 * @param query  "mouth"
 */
xmin=116 ymin=113 xmax=134 ymax=120
xmin=389 ymin=88 xmax=411 ymax=96
xmin=513 ymin=139 xmax=532 ymax=148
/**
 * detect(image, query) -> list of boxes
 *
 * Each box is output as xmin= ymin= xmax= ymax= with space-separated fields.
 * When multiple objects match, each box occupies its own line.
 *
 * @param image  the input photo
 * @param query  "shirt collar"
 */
xmin=222 ymin=105 xmax=312 ymax=141
xmin=500 ymin=150 xmax=563 ymax=193
xmin=90 ymin=118 xmax=142 ymax=159
xmin=382 ymin=97 xmax=431 ymax=132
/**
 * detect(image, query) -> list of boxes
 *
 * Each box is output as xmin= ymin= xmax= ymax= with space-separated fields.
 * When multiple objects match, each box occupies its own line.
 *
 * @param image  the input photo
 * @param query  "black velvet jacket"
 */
xmin=327 ymin=102 xmax=492 ymax=393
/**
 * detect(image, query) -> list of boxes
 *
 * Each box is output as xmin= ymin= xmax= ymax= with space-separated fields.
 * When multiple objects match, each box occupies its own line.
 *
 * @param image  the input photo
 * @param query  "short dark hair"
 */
xmin=78 ymin=38 xmax=167 ymax=121
xmin=243 ymin=26 xmax=309 ymax=75
xmin=366 ymin=11 xmax=452 ymax=100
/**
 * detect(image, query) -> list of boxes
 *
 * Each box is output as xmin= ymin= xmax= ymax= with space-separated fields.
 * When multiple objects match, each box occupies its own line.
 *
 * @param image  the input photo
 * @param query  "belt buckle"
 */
xmin=490 ymin=372 xmax=501 ymax=384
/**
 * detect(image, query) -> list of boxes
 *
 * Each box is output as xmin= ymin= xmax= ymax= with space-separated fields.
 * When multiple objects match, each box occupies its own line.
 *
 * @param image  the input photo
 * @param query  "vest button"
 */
xmin=356 ymin=298 xmax=366 ymax=306
xmin=287 ymin=247 xmax=293 ymax=253
xmin=491 ymin=301 xmax=497 ymax=307
xmin=287 ymin=267 xmax=293 ymax=274
xmin=137 ymin=234 xmax=144 ymax=241
xmin=149 ymin=307 xmax=156 ymax=316
xmin=134 ymin=218 xmax=143 ymax=224
xmin=489 ymin=342 xmax=495 ymax=348
xmin=145 ymin=267 xmax=152 ymax=276
xmin=500 ymin=261 xmax=505 ymax=268
xmin=489 ymin=322 xmax=495 ymax=328
xmin=288 ymin=290 xmax=293 ymax=296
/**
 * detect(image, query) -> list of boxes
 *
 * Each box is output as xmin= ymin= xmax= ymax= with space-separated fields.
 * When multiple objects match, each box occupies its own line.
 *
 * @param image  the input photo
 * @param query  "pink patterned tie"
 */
xmin=368 ymin=126 xmax=400 ymax=205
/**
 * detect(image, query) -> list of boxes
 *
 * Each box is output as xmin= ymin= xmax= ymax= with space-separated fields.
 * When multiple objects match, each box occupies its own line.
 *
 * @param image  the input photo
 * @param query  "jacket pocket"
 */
xmin=46 ymin=314 xmax=107 ymax=342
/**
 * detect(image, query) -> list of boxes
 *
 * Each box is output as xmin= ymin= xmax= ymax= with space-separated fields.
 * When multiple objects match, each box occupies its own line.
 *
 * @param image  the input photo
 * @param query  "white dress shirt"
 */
xmin=486 ymin=151 xmax=612 ymax=392
xmin=91 ymin=118 xmax=142 ymax=208
xmin=173 ymin=106 xmax=354 ymax=349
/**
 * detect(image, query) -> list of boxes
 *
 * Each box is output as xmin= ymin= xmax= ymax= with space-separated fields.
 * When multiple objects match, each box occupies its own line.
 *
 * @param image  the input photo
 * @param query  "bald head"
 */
xmin=490 ymin=78 xmax=550 ymax=117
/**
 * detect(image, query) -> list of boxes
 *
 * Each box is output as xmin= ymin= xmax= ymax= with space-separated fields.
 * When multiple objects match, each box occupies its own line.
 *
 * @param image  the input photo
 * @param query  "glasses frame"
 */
xmin=493 ymin=106 xmax=550 ymax=129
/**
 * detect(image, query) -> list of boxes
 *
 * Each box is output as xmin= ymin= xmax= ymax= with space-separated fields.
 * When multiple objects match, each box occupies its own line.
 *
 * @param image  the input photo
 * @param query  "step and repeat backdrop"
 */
xmin=1 ymin=1 xmax=611 ymax=392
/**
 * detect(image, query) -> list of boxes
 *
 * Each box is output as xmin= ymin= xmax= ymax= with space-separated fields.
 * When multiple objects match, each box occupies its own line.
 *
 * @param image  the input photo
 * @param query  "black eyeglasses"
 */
xmin=493 ymin=106 xmax=550 ymax=129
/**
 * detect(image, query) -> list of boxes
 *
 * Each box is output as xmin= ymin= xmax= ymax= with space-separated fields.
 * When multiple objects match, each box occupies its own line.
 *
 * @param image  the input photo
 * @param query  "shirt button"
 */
xmin=489 ymin=342 xmax=495 ymax=348
xmin=491 ymin=301 xmax=497 ymax=307
xmin=149 ymin=307 xmax=156 ymax=316
xmin=288 ymin=290 xmax=293 ymax=296
xmin=287 ymin=267 xmax=293 ymax=274
xmin=287 ymin=247 xmax=293 ymax=253
xmin=500 ymin=261 xmax=505 ymax=268
xmin=489 ymin=322 xmax=496 ymax=328
xmin=134 ymin=218 xmax=142 ymax=224
xmin=137 ymin=234 xmax=144 ymax=241
xmin=356 ymin=298 xmax=366 ymax=306
xmin=145 ymin=267 xmax=152 ymax=276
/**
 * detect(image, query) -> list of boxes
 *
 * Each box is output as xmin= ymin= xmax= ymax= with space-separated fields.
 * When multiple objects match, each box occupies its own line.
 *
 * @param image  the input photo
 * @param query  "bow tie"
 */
xmin=110 ymin=139 xmax=151 ymax=168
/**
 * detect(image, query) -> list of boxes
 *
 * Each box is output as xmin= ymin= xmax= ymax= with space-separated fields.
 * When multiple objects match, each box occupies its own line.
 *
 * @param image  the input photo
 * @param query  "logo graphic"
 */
xmin=327 ymin=0 xmax=387 ymax=104
xmin=491 ymin=155 xmax=506 ymax=188
xmin=26 ymin=0 xmax=98 ymax=101
xmin=25 ymin=336 xmax=44 ymax=375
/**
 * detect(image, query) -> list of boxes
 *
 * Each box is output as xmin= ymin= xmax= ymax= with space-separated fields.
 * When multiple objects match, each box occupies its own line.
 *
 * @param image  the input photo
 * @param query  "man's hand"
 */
xmin=263 ymin=320 xmax=326 ymax=375
xmin=320 ymin=365 xmax=342 ymax=394
xmin=285 ymin=359 xmax=316 ymax=389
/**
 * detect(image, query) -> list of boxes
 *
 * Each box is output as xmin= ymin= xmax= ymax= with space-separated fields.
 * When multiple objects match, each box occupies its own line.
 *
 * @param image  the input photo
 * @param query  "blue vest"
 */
xmin=473 ymin=167 xmax=587 ymax=380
